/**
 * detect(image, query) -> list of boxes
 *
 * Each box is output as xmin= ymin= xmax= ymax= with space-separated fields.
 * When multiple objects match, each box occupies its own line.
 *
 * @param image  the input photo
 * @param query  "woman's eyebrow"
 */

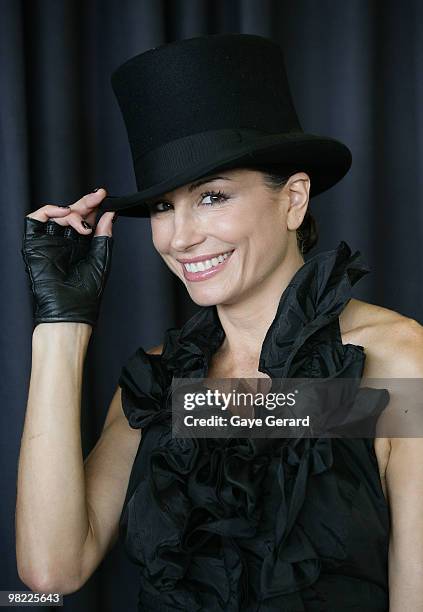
xmin=188 ymin=176 xmax=233 ymax=193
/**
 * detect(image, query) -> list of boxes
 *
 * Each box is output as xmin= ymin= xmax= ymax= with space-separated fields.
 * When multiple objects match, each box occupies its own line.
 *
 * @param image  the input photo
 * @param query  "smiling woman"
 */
xmin=18 ymin=33 xmax=423 ymax=611
xmin=146 ymin=167 xmax=310 ymax=309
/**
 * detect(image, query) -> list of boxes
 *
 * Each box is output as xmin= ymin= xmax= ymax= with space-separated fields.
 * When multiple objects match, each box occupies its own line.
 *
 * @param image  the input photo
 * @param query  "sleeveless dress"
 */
xmin=117 ymin=241 xmax=390 ymax=612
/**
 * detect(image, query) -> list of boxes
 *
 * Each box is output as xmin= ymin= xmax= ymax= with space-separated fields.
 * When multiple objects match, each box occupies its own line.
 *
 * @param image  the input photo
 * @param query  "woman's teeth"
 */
xmin=184 ymin=251 xmax=232 ymax=272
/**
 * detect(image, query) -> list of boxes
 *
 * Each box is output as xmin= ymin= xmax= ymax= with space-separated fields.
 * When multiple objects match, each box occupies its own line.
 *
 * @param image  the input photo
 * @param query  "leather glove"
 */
xmin=21 ymin=216 xmax=114 ymax=327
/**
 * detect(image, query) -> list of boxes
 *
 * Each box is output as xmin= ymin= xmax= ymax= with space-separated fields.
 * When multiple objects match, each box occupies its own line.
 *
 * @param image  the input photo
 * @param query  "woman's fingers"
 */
xmin=58 ymin=212 xmax=95 ymax=234
xmin=51 ymin=189 xmax=108 ymax=227
xmin=26 ymin=204 xmax=72 ymax=223
xmin=70 ymin=188 xmax=108 ymax=226
xmin=25 ymin=188 xmax=109 ymax=235
xmin=94 ymin=211 xmax=117 ymax=237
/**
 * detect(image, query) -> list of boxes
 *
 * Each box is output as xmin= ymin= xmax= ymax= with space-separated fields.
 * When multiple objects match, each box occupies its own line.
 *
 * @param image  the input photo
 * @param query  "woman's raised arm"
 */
xmin=16 ymin=322 xmax=93 ymax=592
xmin=16 ymin=192 xmax=115 ymax=592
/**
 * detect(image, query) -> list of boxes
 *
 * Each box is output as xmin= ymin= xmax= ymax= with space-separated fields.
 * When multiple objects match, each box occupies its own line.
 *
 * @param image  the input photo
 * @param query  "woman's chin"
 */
xmin=186 ymin=285 xmax=233 ymax=307
xmin=188 ymin=293 xmax=224 ymax=308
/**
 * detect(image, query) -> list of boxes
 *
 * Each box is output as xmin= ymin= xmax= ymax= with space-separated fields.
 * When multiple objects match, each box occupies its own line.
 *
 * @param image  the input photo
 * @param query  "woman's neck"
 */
xmin=214 ymin=250 xmax=305 ymax=370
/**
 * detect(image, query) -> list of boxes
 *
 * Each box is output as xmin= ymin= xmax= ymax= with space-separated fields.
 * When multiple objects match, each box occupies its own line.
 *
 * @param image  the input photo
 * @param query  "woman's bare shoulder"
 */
xmin=340 ymin=298 xmax=423 ymax=377
xmin=340 ymin=298 xmax=417 ymax=333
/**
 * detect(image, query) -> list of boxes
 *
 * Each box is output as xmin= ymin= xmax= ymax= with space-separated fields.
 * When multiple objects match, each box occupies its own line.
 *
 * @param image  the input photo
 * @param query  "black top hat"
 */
xmin=99 ymin=33 xmax=352 ymax=217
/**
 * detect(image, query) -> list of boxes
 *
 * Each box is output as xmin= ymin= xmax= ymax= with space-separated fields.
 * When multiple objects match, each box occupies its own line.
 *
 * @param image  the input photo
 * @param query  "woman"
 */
xmin=17 ymin=34 xmax=423 ymax=611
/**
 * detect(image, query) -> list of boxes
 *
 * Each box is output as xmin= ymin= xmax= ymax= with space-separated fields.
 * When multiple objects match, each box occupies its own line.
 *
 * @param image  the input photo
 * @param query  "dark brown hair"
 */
xmin=245 ymin=164 xmax=318 ymax=255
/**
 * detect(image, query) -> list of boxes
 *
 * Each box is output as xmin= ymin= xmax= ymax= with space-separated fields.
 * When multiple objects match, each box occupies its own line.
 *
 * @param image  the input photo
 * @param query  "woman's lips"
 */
xmin=181 ymin=250 xmax=234 ymax=282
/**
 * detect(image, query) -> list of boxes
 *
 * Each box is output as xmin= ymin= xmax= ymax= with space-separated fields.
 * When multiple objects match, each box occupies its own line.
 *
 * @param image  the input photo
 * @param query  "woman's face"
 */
xmin=148 ymin=168 xmax=303 ymax=306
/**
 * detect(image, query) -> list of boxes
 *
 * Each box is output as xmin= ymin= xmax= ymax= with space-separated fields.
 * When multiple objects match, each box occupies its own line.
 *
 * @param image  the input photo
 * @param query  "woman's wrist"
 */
xmin=32 ymin=322 xmax=93 ymax=352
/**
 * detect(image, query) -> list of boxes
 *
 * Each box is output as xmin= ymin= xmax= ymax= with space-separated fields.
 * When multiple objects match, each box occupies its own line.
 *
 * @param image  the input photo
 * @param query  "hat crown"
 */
xmin=111 ymin=34 xmax=302 ymax=162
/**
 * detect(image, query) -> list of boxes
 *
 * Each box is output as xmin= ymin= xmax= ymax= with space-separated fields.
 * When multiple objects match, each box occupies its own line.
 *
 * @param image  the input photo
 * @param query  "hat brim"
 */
xmin=98 ymin=132 xmax=351 ymax=218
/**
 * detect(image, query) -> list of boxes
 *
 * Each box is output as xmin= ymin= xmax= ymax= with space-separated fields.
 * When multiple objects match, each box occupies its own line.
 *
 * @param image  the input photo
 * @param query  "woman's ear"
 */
xmin=285 ymin=172 xmax=311 ymax=231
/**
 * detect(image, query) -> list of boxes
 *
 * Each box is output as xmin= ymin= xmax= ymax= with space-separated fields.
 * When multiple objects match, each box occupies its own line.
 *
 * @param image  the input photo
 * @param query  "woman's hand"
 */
xmin=21 ymin=188 xmax=117 ymax=328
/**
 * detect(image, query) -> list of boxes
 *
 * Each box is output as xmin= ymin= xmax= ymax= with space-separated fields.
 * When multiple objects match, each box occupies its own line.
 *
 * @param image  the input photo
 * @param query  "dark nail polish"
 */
xmin=82 ymin=221 xmax=92 ymax=229
xmin=112 ymin=212 xmax=119 ymax=224
xmin=91 ymin=187 xmax=101 ymax=193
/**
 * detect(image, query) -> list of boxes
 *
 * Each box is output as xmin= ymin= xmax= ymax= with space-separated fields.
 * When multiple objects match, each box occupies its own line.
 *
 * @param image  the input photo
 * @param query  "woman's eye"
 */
xmin=148 ymin=190 xmax=229 ymax=214
xmin=149 ymin=201 xmax=171 ymax=213
xmin=201 ymin=190 xmax=229 ymax=206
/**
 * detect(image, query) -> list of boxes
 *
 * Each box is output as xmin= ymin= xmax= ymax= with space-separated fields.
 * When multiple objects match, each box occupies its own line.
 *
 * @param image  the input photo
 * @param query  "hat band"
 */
xmin=133 ymin=128 xmax=290 ymax=188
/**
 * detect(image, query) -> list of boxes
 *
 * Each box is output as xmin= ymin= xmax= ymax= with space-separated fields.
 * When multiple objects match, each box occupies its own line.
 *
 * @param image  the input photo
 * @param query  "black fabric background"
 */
xmin=1 ymin=1 xmax=421 ymax=611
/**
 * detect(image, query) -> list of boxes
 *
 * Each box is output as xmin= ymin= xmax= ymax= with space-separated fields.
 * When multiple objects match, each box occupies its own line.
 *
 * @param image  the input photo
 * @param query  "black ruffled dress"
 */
xmin=118 ymin=241 xmax=390 ymax=612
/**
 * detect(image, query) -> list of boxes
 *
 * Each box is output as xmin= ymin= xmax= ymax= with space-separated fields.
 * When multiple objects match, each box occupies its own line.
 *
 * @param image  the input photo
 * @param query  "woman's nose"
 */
xmin=170 ymin=210 xmax=205 ymax=251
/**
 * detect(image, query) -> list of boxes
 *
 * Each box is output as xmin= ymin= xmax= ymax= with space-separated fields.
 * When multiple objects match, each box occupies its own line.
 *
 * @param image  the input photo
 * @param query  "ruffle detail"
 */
xmin=118 ymin=346 xmax=170 ymax=429
xmin=118 ymin=241 xmax=390 ymax=610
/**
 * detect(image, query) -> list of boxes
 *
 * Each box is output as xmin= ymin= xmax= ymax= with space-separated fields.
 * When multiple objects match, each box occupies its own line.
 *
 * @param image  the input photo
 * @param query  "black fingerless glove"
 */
xmin=21 ymin=218 xmax=114 ymax=328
